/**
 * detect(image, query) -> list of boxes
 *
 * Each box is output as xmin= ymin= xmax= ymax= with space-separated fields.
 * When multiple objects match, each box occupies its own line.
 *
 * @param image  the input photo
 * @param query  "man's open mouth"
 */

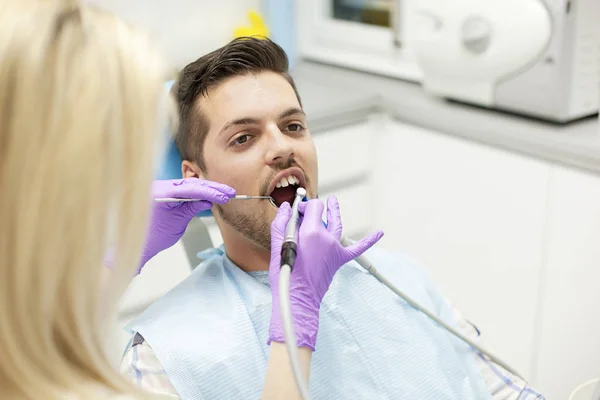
xmin=268 ymin=168 xmax=306 ymax=207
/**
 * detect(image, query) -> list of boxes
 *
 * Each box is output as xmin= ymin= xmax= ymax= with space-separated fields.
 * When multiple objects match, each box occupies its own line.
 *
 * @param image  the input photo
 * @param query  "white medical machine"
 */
xmin=412 ymin=0 xmax=600 ymax=123
xmin=297 ymin=0 xmax=600 ymax=123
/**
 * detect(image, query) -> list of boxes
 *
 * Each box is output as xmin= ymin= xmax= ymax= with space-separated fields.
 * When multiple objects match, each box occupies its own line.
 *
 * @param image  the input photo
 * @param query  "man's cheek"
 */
xmin=265 ymin=206 xmax=278 ymax=223
xmin=208 ymin=173 xmax=242 ymax=193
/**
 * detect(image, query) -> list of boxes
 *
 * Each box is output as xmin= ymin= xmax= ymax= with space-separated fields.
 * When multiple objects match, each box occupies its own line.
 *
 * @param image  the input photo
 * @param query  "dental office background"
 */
xmin=88 ymin=0 xmax=600 ymax=398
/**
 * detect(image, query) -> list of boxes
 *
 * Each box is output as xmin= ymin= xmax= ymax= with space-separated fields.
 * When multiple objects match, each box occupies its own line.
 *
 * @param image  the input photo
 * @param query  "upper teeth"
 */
xmin=276 ymin=175 xmax=300 ymax=188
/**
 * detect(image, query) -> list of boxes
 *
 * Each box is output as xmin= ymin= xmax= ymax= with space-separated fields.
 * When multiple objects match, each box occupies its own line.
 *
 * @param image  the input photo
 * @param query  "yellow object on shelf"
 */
xmin=234 ymin=10 xmax=270 ymax=39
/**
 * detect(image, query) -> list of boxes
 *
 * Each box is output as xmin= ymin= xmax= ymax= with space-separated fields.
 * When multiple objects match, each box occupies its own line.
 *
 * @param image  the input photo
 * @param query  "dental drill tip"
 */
xmin=295 ymin=187 xmax=307 ymax=198
xmin=284 ymin=187 xmax=305 ymax=244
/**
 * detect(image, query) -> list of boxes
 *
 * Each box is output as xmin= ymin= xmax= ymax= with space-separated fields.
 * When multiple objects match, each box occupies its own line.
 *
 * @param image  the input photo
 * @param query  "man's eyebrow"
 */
xmin=218 ymin=108 xmax=306 ymax=136
xmin=218 ymin=117 xmax=259 ymax=136
xmin=279 ymin=107 xmax=306 ymax=119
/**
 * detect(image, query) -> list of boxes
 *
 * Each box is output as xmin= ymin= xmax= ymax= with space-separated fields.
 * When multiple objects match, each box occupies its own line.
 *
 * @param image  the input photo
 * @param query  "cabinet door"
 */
xmin=374 ymin=119 xmax=550 ymax=378
xmin=312 ymin=119 xmax=375 ymax=190
xmin=320 ymin=182 xmax=373 ymax=239
xmin=533 ymin=166 xmax=600 ymax=400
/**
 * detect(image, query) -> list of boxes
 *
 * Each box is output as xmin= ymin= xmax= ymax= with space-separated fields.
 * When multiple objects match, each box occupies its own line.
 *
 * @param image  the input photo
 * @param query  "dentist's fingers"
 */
xmin=174 ymin=178 xmax=237 ymax=198
xmin=271 ymin=202 xmax=292 ymax=239
xmin=166 ymin=181 xmax=235 ymax=204
xmin=299 ymin=199 xmax=325 ymax=230
xmin=325 ymin=196 xmax=342 ymax=241
xmin=181 ymin=201 xmax=213 ymax=216
xmin=340 ymin=230 xmax=384 ymax=264
xmin=298 ymin=201 xmax=306 ymax=214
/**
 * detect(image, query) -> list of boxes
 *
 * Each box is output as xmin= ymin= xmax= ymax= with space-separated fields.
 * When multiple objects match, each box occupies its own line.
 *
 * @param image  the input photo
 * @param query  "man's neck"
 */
xmin=217 ymin=223 xmax=270 ymax=272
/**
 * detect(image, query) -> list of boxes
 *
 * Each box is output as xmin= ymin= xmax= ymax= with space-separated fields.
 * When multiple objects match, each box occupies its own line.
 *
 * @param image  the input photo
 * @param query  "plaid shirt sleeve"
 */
xmin=120 ymin=333 xmax=180 ymax=398
xmin=120 ymin=309 xmax=546 ymax=399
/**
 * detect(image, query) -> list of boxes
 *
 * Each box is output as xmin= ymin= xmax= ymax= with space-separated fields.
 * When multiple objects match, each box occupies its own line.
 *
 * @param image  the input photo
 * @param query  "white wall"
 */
xmin=86 ymin=0 xmax=260 ymax=69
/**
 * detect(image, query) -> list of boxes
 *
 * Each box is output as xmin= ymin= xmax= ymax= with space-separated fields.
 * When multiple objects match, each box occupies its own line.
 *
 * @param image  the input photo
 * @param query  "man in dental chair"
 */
xmin=120 ymin=37 xmax=542 ymax=400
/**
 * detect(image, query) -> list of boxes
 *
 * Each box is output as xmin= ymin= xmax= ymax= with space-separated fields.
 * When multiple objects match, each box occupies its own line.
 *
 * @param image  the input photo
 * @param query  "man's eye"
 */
xmin=286 ymin=123 xmax=304 ymax=132
xmin=232 ymin=134 xmax=252 ymax=146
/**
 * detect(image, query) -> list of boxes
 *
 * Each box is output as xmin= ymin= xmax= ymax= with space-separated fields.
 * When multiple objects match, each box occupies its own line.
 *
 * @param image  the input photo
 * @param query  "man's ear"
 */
xmin=182 ymin=160 xmax=205 ymax=179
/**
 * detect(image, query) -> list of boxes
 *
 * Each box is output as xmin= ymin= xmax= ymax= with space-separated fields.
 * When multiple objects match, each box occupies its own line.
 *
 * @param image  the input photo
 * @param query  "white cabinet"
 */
xmin=533 ymin=166 xmax=600 ymax=400
xmin=312 ymin=118 xmax=378 ymax=238
xmin=320 ymin=183 xmax=373 ymax=239
xmin=373 ymin=119 xmax=550 ymax=378
xmin=312 ymin=120 xmax=375 ymax=189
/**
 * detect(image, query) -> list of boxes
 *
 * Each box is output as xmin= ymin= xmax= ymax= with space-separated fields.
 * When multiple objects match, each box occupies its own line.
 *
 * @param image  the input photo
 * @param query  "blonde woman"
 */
xmin=0 ymin=1 xmax=383 ymax=399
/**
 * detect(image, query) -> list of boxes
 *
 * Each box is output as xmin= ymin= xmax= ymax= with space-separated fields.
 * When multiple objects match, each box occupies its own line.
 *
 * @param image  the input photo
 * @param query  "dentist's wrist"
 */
xmin=268 ymin=295 xmax=320 ymax=351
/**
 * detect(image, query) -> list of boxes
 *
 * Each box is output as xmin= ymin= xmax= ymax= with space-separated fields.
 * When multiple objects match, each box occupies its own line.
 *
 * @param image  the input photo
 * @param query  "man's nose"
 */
xmin=264 ymin=126 xmax=294 ymax=165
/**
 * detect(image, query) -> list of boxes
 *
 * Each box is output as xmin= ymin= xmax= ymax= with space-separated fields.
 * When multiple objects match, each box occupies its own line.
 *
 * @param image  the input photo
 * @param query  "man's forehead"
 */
xmin=197 ymin=72 xmax=301 ymax=124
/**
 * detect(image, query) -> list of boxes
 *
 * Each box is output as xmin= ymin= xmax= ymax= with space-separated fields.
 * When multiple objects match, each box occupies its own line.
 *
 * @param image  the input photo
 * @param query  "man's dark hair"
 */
xmin=172 ymin=37 xmax=302 ymax=172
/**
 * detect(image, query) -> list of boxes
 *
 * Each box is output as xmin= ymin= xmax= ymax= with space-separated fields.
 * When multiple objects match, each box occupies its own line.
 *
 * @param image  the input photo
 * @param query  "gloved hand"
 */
xmin=105 ymin=178 xmax=236 ymax=273
xmin=268 ymin=196 xmax=384 ymax=350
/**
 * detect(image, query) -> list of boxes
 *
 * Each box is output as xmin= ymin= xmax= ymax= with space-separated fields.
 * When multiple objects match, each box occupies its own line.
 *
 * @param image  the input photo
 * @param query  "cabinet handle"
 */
xmin=391 ymin=0 xmax=402 ymax=48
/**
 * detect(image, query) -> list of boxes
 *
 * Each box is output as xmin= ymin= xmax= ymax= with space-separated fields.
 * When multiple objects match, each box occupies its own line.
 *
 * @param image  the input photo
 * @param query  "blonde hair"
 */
xmin=0 ymin=1 xmax=169 ymax=398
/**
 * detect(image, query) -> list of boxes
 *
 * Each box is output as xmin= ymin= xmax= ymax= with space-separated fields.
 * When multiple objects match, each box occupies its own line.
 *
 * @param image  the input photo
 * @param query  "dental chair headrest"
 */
xmin=158 ymin=80 xmax=213 ymax=218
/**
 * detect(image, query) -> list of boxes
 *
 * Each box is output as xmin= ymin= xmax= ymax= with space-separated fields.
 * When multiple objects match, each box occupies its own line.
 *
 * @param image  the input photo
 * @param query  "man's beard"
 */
xmin=215 ymin=204 xmax=272 ymax=250
xmin=214 ymin=157 xmax=312 ymax=250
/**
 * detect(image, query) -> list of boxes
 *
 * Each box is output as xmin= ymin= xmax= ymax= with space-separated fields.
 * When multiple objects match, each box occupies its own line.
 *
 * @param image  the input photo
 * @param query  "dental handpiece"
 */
xmin=278 ymin=186 xmax=312 ymax=400
xmin=281 ymin=187 xmax=307 ymax=270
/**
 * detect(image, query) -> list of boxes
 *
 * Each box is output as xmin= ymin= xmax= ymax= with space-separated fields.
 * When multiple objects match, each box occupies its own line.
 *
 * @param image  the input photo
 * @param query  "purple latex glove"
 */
xmin=268 ymin=196 xmax=384 ymax=351
xmin=105 ymin=178 xmax=236 ymax=273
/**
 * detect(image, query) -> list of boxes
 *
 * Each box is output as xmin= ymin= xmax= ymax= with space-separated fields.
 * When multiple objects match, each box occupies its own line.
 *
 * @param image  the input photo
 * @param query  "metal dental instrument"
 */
xmin=154 ymin=195 xmax=273 ymax=203
xmin=278 ymin=187 xmax=311 ymax=400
